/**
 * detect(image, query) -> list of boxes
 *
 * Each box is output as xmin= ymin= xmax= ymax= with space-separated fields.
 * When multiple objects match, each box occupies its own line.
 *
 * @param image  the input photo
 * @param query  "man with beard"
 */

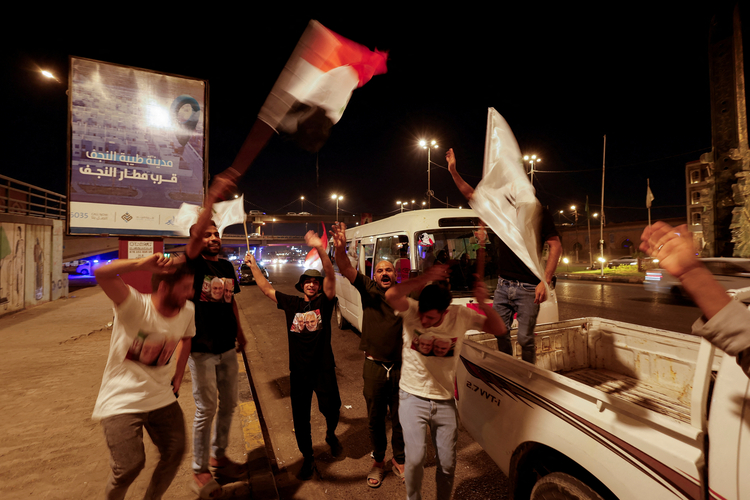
xmin=331 ymin=222 xmax=406 ymax=488
xmin=92 ymin=254 xmax=195 ymax=500
xmin=184 ymin=176 xmax=247 ymax=497
xmin=245 ymin=230 xmax=342 ymax=480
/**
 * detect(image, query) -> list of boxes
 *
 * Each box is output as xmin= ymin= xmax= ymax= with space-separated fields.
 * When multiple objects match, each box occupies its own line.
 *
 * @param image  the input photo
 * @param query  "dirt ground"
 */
xmin=0 ymin=286 xmax=249 ymax=499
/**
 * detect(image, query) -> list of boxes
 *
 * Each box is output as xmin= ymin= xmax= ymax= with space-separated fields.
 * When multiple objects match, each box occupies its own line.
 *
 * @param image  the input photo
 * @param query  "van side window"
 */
xmin=374 ymin=235 xmax=410 ymax=283
xmin=346 ymin=240 xmax=360 ymax=271
xmin=362 ymin=243 xmax=375 ymax=278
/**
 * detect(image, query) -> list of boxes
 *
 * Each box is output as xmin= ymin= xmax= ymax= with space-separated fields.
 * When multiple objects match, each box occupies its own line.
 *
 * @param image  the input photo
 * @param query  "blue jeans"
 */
xmin=398 ymin=389 xmax=458 ymax=500
xmin=493 ymin=279 xmax=540 ymax=363
xmin=188 ymin=349 xmax=239 ymax=473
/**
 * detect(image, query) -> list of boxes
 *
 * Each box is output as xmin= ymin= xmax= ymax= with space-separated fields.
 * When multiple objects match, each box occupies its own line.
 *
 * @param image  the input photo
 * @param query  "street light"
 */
xmin=396 ymin=201 xmax=405 ymax=213
xmin=523 ymin=155 xmax=541 ymax=184
xmin=571 ymin=205 xmax=580 ymax=263
xmin=300 ymin=196 xmax=305 ymax=212
xmin=419 ymin=139 xmax=439 ymax=208
xmin=331 ymin=194 xmax=343 ymax=221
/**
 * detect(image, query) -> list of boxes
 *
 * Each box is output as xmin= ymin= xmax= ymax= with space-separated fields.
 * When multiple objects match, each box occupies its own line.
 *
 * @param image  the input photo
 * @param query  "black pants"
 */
xmin=363 ymin=358 xmax=405 ymax=464
xmin=290 ymin=366 xmax=341 ymax=458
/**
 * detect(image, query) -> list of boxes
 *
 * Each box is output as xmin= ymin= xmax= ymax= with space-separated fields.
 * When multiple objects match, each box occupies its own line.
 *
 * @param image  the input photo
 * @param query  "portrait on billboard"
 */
xmin=68 ymin=57 xmax=207 ymax=236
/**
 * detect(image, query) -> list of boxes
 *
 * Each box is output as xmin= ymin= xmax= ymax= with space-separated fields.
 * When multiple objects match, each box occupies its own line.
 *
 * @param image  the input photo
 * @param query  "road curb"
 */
xmin=236 ymin=321 xmax=280 ymax=499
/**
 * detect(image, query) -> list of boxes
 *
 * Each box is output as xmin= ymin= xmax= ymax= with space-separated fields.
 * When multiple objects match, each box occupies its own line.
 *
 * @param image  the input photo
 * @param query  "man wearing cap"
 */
xmin=245 ymin=230 xmax=342 ymax=480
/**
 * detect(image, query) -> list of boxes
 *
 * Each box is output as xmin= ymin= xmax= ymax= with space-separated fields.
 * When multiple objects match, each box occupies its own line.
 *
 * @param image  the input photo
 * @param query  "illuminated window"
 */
xmin=692 ymin=212 xmax=702 ymax=225
xmin=690 ymin=170 xmax=700 ymax=184
xmin=691 ymin=191 xmax=701 ymax=204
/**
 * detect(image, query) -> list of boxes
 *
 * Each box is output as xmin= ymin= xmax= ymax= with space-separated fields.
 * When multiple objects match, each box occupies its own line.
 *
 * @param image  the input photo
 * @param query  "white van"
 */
xmin=329 ymin=208 xmax=558 ymax=331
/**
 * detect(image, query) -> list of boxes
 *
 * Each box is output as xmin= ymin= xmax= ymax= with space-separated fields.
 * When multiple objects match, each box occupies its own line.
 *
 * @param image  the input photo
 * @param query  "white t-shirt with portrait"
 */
xmin=397 ymin=297 xmax=486 ymax=400
xmin=92 ymin=286 xmax=196 ymax=420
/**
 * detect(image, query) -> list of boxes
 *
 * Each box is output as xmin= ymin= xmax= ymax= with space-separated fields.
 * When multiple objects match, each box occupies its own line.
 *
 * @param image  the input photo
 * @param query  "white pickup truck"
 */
xmin=456 ymin=307 xmax=750 ymax=499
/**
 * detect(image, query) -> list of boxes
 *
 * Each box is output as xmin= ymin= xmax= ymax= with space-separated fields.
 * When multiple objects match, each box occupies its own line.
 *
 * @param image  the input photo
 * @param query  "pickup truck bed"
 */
xmin=460 ymin=317 xmax=722 ymax=499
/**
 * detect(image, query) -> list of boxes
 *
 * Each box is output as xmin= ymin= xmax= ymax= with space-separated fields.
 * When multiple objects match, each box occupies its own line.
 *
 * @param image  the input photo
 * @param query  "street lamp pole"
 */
xmin=571 ymin=205 xmax=579 ymax=263
xmin=397 ymin=201 xmax=404 ymax=213
xmin=523 ymin=155 xmax=541 ymax=184
xmin=331 ymin=194 xmax=343 ymax=221
xmin=300 ymin=196 xmax=304 ymax=212
xmin=419 ymin=139 xmax=439 ymax=208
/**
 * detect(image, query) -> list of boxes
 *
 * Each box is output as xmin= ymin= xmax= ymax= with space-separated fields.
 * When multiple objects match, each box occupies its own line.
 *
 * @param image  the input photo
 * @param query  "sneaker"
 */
xmin=297 ymin=456 xmax=316 ymax=480
xmin=325 ymin=435 xmax=343 ymax=457
xmin=209 ymin=456 xmax=246 ymax=479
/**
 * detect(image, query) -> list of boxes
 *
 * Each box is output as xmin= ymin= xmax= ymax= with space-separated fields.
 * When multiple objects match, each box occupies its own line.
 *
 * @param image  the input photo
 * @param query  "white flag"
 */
xmin=646 ymin=181 xmax=655 ymax=209
xmin=469 ymin=108 xmax=546 ymax=284
xmin=173 ymin=195 xmax=246 ymax=237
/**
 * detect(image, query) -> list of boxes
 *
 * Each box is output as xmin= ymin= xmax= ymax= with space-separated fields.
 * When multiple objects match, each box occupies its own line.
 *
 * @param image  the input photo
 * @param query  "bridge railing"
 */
xmin=0 ymin=175 xmax=67 ymax=220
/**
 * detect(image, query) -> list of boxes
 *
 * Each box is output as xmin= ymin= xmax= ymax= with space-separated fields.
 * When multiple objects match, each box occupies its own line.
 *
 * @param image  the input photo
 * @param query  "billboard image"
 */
xmin=68 ymin=57 xmax=207 ymax=235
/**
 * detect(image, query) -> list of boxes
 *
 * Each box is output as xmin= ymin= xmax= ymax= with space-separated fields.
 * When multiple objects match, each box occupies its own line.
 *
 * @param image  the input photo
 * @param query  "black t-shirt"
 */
xmin=353 ymin=273 xmax=403 ymax=363
xmin=495 ymin=208 xmax=560 ymax=285
xmin=275 ymin=291 xmax=336 ymax=373
xmin=187 ymin=256 xmax=240 ymax=354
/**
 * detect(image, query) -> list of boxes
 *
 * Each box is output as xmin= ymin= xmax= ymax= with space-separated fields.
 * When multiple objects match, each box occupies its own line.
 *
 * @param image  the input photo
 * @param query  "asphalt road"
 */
xmin=554 ymin=280 xmax=702 ymax=334
xmin=235 ymin=264 xmax=510 ymax=500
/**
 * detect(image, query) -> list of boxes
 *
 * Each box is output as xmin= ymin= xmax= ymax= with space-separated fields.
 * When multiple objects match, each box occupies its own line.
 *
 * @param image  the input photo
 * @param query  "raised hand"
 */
xmin=446 ymin=148 xmax=457 ymax=175
xmin=640 ymin=222 xmax=700 ymax=279
xmin=424 ymin=264 xmax=450 ymax=282
xmin=140 ymin=253 xmax=175 ymax=275
xmin=304 ymin=230 xmax=324 ymax=249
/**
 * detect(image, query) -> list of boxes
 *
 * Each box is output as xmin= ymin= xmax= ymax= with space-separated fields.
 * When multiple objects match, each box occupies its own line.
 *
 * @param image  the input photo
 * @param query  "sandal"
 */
xmin=191 ymin=474 xmax=222 ymax=499
xmin=367 ymin=463 xmax=385 ymax=488
xmin=391 ymin=459 xmax=405 ymax=483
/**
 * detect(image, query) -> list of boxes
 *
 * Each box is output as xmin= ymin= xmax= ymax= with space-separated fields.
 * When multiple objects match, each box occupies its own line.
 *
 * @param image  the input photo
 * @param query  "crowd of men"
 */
xmin=90 ymin=153 xmax=750 ymax=500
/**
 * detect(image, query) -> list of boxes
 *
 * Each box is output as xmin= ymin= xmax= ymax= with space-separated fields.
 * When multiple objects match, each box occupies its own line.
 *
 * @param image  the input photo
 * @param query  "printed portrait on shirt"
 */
xmin=200 ymin=275 xmax=235 ymax=302
xmin=126 ymin=331 xmax=178 ymax=366
xmin=411 ymin=331 xmax=457 ymax=357
xmin=291 ymin=309 xmax=322 ymax=333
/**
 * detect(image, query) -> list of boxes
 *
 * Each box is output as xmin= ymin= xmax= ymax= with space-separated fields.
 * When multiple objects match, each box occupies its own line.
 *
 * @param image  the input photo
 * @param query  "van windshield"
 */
xmin=415 ymin=228 xmax=501 ymax=297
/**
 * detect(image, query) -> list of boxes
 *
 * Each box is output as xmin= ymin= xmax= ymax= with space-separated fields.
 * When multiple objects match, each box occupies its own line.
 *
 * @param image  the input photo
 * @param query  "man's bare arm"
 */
xmin=245 ymin=253 xmax=277 ymax=303
xmin=640 ymin=222 xmax=730 ymax=320
xmin=331 ymin=223 xmax=357 ymax=284
xmin=186 ymin=174 xmax=237 ymax=260
xmin=94 ymin=253 xmax=173 ymax=306
xmin=535 ymin=236 xmax=562 ymax=304
xmin=446 ymin=148 xmax=475 ymax=202
xmin=385 ymin=264 xmax=449 ymax=312
xmin=473 ymin=281 xmax=507 ymax=337
xmin=305 ymin=231 xmax=336 ymax=300
xmin=171 ymin=337 xmax=192 ymax=394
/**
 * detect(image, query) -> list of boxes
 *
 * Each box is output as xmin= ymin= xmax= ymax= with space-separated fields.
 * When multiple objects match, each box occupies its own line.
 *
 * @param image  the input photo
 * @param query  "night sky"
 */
xmin=5 ymin=4 xmax=748 ymax=230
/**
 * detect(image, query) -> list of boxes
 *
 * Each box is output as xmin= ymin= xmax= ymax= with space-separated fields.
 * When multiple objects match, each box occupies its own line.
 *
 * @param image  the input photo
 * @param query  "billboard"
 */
xmin=68 ymin=57 xmax=208 ymax=236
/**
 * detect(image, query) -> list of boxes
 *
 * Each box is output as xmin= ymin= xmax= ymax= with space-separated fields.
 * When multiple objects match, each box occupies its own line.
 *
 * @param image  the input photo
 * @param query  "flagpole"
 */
xmin=242 ymin=213 xmax=251 ymax=256
xmin=586 ymin=195 xmax=593 ymax=268
xmin=647 ymin=178 xmax=652 ymax=228
xmin=600 ymin=135 xmax=606 ymax=278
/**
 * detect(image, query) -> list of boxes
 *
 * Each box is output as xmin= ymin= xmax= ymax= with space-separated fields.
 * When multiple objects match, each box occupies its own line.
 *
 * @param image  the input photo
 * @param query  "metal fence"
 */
xmin=0 ymin=174 xmax=67 ymax=220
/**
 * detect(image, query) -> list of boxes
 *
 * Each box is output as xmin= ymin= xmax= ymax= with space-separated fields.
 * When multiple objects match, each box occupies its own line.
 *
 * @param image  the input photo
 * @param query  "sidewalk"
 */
xmin=0 ymin=286 xmax=276 ymax=500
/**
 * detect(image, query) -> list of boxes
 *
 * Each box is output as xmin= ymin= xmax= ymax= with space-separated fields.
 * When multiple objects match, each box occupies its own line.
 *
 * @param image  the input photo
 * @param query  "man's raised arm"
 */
xmin=385 ymin=264 xmax=449 ymax=312
xmin=446 ymin=148 xmax=475 ymax=202
xmin=245 ymin=252 xmax=277 ymax=303
xmin=94 ymin=253 xmax=173 ymax=305
xmin=305 ymin=231 xmax=336 ymax=300
xmin=331 ymin=222 xmax=357 ymax=284
xmin=186 ymin=174 xmax=237 ymax=260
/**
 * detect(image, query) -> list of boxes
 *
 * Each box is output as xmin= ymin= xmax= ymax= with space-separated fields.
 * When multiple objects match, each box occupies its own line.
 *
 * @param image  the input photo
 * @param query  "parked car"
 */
xmin=238 ymin=262 xmax=269 ymax=285
xmin=248 ymin=210 xmax=265 ymax=215
xmin=644 ymin=257 xmax=750 ymax=297
xmin=286 ymin=212 xmax=297 ymax=215
xmin=607 ymin=256 xmax=638 ymax=268
xmin=299 ymin=211 xmax=312 ymax=216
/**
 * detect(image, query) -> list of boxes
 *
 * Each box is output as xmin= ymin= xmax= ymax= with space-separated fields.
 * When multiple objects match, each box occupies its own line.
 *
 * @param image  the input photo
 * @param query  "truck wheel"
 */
xmin=335 ymin=304 xmax=349 ymax=330
xmin=530 ymin=472 xmax=604 ymax=500
xmin=80 ymin=269 xmax=89 ymax=275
